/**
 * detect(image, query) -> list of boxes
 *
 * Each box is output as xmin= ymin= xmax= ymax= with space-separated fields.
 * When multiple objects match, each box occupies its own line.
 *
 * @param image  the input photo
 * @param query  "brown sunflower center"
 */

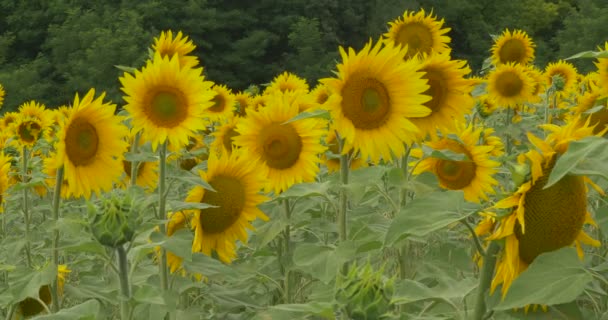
xmin=222 ymin=126 xmax=239 ymax=153
xmin=341 ymin=74 xmax=391 ymax=130
xmin=259 ymin=122 xmax=302 ymax=169
xmin=147 ymin=89 xmax=188 ymax=128
xmin=18 ymin=121 xmax=42 ymax=144
xmin=515 ymin=162 xmax=587 ymax=265
xmin=19 ymin=285 xmax=52 ymax=317
xmin=421 ymin=67 xmax=448 ymax=112
xmin=209 ymin=93 xmax=226 ymax=113
xmin=396 ymin=22 xmax=434 ymax=58
xmin=65 ymin=118 xmax=99 ymax=166
xmin=199 ymin=175 xmax=246 ymax=234
xmin=495 ymin=71 xmax=524 ymax=97
xmin=122 ymin=160 xmax=144 ymax=178
xmin=435 ymin=158 xmax=476 ymax=190
xmin=316 ymin=92 xmax=329 ymax=104
xmin=236 ymin=99 xmax=248 ymax=117
xmin=588 ymin=108 xmax=608 ymax=135
xmin=499 ymin=39 xmax=527 ymax=64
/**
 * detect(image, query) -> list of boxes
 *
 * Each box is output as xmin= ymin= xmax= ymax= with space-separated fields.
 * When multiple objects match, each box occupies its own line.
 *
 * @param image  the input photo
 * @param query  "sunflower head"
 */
xmin=491 ymin=29 xmax=535 ymax=66
xmin=595 ymin=42 xmax=608 ymax=96
xmin=384 ymin=8 xmax=451 ymax=59
xmin=0 ymin=83 xmax=5 ymax=109
xmin=152 ymin=30 xmax=199 ymax=68
xmin=311 ymin=83 xmax=332 ymax=106
xmin=0 ymin=152 xmax=12 ymax=211
xmin=476 ymin=95 xmax=498 ymax=118
xmin=234 ymin=92 xmax=252 ymax=117
xmin=211 ymin=116 xmax=240 ymax=157
xmin=545 ymin=60 xmax=579 ymax=95
xmin=323 ymin=129 xmax=367 ymax=173
xmin=10 ymin=101 xmax=51 ymax=148
xmin=487 ymin=62 xmax=535 ymax=107
xmin=207 ymin=84 xmax=236 ymax=121
xmin=264 ymin=71 xmax=309 ymax=95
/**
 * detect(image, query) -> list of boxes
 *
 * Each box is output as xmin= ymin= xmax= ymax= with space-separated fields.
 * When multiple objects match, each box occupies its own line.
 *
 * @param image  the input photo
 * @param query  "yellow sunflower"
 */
xmin=283 ymin=89 xmax=321 ymax=113
xmin=155 ymin=211 xmax=194 ymax=275
xmin=250 ymin=94 xmax=268 ymax=111
xmin=481 ymin=117 xmax=601 ymax=298
xmin=207 ymin=84 xmax=236 ymax=122
xmin=573 ymin=90 xmax=608 ymax=135
xmin=54 ymin=89 xmax=129 ymax=199
xmin=17 ymin=264 xmax=70 ymax=318
xmin=322 ymin=39 xmax=431 ymax=164
xmin=411 ymin=52 xmax=475 ymax=138
xmin=152 ymin=30 xmax=199 ymax=68
xmin=234 ymin=92 xmax=252 ymax=117
xmin=43 ymin=153 xmax=70 ymax=199
xmin=491 ymin=29 xmax=535 ymax=66
xmin=2 ymin=111 xmax=17 ymax=129
xmin=481 ymin=128 xmax=505 ymax=157
xmin=384 ymin=8 xmax=451 ymax=59
xmin=0 ymin=83 xmax=5 ymax=109
xmin=120 ymin=53 xmax=215 ymax=151
xmin=264 ymin=71 xmax=309 ymax=95
xmin=211 ymin=116 xmax=240 ymax=157
xmin=311 ymin=83 xmax=332 ymax=107
xmin=234 ymin=92 xmax=327 ymax=194
xmin=10 ymin=101 xmax=51 ymax=148
xmin=121 ymin=160 xmax=159 ymax=191
xmin=0 ymin=152 xmax=12 ymax=212
xmin=324 ymin=129 xmax=367 ymax=173
xmin=188 ymin=151 xmax=269 ymax=263
xmin=476 ymin=95 xmax=498 ymax=118
xmin=412 ymin=123 xmax=500 ymax=203
xmin=487 ymin=62 xmax=535 ymax=107
xmin=545 ymin=60 xmax=579 ymax=96
xmin=595 ymin=42 xmax=608 ymax=96
xmin=525 ymin=66 xmax=545 ymax=103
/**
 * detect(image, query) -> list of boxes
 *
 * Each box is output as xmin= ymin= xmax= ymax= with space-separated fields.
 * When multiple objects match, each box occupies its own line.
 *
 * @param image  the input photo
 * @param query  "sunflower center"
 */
xmin=588 ymin=108 xmax=608 ymax=135
xmin=316 ymin=92 xmax=329 ymax=104
xmin=222 ymin=127 xmax=239 ymax=153
xmin=435 ymin=158 xmax=476 ymax=190
xmin=18 ymin=121 xmax=42 ymax=143
xmin=259 ymin=122 xmax=302 ymax=169
xmin=421 ymin=68 xmax=448 ymax=112
xmin=341 ymin=74 xmax=391 ymax=130
xmin=396 ymin=22 xmax=434 ymax=57
xmin=209 ymin=93 xmax=226 ymax=113
xmin=514 ymin=162 xmax=587 ymax=265
xmin=499 ymin=39 xmax=526 ymax=64
xmin=147 ymin=90 xmax=188 ymax=128
xmin=19 ymin=285 xmax=52 ymax=317
xmin=199 ymin=175 xmax=246 ymax=234
xmin=122 ymin=160 xmax=144 ymax=178
xmin=65 ymin=118 xmax=99 ymax=166
xmin=495 ymin=71 xmax=523 ymax=97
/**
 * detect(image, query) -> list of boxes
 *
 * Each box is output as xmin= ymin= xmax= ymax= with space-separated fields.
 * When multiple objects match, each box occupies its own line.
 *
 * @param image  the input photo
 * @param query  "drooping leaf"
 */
xmin=545 ymin=136 xmax=608 ymax=189
xmin=34 ymin=300 xmax=101 ymax=320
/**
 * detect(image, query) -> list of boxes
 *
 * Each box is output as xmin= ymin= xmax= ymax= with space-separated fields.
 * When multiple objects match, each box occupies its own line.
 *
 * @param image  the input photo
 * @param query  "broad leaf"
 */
xmin=566 ymin=50 xmax=608 ymax=60
xmin=282 ymin=109 xmax=330 ymax=124
xmin=278 ymin=181 xmax=330 ymax=199
xmin=545 ymin=136 xmax=608 ymax=189
xmin=34 ymin=300 xmax=100 ymax=320
xmin=293 ymin=243 xmax=340 ymax=284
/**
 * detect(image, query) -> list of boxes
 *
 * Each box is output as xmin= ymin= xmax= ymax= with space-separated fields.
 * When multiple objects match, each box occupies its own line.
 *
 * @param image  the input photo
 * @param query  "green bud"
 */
xmin=89 ymin=190 xmax=140 ymax=248
xmin=551 ymin=75 xmax=566 ymax=92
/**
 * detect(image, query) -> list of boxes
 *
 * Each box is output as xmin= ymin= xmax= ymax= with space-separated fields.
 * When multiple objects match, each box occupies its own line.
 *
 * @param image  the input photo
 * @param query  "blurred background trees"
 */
xmin=0 ymin=0 xmax=606 ymax=111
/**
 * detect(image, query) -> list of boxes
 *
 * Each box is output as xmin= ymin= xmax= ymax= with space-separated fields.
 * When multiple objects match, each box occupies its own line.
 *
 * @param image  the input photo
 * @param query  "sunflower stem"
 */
xmin=505 ymin=107 xmax=512 ymax=154
xmin=282 ymin=199 xmax=292 ymax=303
xmin=129 ymin=132 xmax=141 ymax=187
xmin=472 ymin=241 xmax=499 ymax=320
xmin=461 ymin=218 xmax=486 ymax=257
xmin=158 ymin=142 xmax=169 ymax=294
xmin=51 ymin=166 xmax=64 ymax=313
xmin=117 ymin=245 xmax=131 ymax=320
xmin=398 ymin=148 xmax=410 ymax=281
xmin=21 ymin=146 xmax=32 ymax=269
xmin=337 ymin=135 xmax=349 ymax=275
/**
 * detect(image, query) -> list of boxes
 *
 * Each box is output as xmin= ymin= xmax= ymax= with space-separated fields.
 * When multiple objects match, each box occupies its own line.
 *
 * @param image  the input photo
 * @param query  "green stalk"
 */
xmin=129 ymin=133 xmax=141 ymax=187
xmin=158 ymin=142 xmax=169 ymax=292
xmin=398 ymin=149 xmax=411 ymax=280
xmin=51 ymin=166 xmax=64 ymax=312
xmin=505 ymin=108 xmax=512 ymax=154
xmin=337 ymin=135 xmax=350 ymax=275
xmin=117 ymin=245 xmax=131 ymax=320
xmin=472 ymin=241 xmax=500 ymax=320
xmin=22 ymin=146 xmax=32 ymax=268
xmin=283 ymin=200 xmax=292 ymax=303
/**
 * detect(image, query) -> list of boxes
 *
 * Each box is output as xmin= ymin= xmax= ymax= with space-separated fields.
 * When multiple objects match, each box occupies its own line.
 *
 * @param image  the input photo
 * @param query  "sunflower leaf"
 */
xmin=495 ymin=247 xmax=592 ymax=310
xmin=33 ymin=299 xmax=101 ymax=320
xmin=167 ymin=200 xmax=218 ymax=212
xmin=278 ymin=181 xmax=331 ymax=199
xmin=422 ymin=145 xmax=468 ymax=161
xmin=169 ymin=173 xmax=216 ymax=192
xmin=282 ymin=109 xmax=330 ymax=124
xmin=565 ymin=50 xmax=608 ymax=60
xmin=545 ymin=136 xmax=608 ymax=189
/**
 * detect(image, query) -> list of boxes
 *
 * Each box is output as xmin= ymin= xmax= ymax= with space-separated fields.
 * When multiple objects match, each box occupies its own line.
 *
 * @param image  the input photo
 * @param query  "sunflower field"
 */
xmin=1 ymin=3 xmax=608 ymax=320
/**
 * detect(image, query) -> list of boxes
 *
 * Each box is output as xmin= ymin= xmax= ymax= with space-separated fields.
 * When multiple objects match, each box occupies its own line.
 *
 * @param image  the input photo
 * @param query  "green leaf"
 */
xmin=170 ymin=173 xmax=216 ymax=192
xmin=278 ymin=181 xmax=330 ymax=199
xmin=115 ymin=64 xmax=137 ymax=73
xmin=158 ymin=229 xmax=194 ymax=262
xmin=65 ymin=284 xmax=117 ymax=304
xmin=182 ymin=253 xmax=239 ymax=281
xmin=545 ymin=136 xmax=608 ymax=189
xmin=385 ymin=191 xmax=479 ymax=245
xmin=270 ymin=302 xmax=335 ymax=318
xmin=9 ymin=264 xmax=56 ymax=303
xmin=422 ymin=145 xmax=468 ymax=161
xmin=495 ymin=247 xmax=592 ymax=310
xmin=391 ymin=278 xmax=476 ymax=305
xmin=282 ymin=109 xmax=330 ymax=124
xmin=134 ymin=284 xmax=166 ymax=305
xmin=33 ymin=300 xmax=100 ymax=320
xmin=254 ymin=218 xmax=287 ymax=249
xmin=565 ymin=50 xmax=608 ymax=60
xmin=293 ymin=243 xmax=340 ymax=284
xmin=124 ymin=151 xmax=157 ymax=163
xmin=166 ymin=200 xmax=217 ymax=212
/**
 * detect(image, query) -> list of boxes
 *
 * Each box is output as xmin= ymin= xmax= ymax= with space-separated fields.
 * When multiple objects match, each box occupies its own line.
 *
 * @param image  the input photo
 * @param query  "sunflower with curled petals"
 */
xmin=322 ymin=39 xmax=431 ymax=164
xmin=187 ymin=152 xmax=269 ymax=263
xmin=120 ymin=53 xmax=215 ymax=151
xmin=478 ymin=116 xmax=603 ymax=298
xmin=54 ymin=89 xmax=129 ymax=199
xmin=10 ymin=101 xmax=52 ymax=148
xmin=211 ymin=116 xmax=240 ymax=157
xmin=384 ymin=8 xmax=451 ymax=59
xmin=234 ymin=92 xmax=327 ymax=194
xmin=152 ymin=30 xmax=199 ymax=68
xmin=491 ymin=29 xmax=536 ymax=66
xmin=412 ymin=123 xmax=500 ymax=203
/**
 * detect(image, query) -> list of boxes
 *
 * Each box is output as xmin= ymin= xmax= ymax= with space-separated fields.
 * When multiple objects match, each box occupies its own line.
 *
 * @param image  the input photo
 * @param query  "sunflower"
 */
xmin=283 ymin=89 xmax=321 ymax=113
xmin=412 ymin=123 xmax=500 ymax=203
xmin=154 ymin=211 xmax=195 ymax=275
xmin=487 ymin=62 xmax=535 ymax=107
xmin=120 ymin=53 xmax=215 ymax=151
xmin=10 ymin=101 xmax=51 ymax=148
xmin=491 ymin=29 xmax=535 ymax=66
xmin=384 ymin=8 xmax=451 ymax=59
xmin=525 ymin=66 xmax=545 ymax=103
xmin=250 ymin=94 xmax=268 ymax=111
xmin=211 ymin=116 xmax=240 ymax=157
xmin=481 ymin=117 xmax=601 ymax=298
xmin=410 ymin=52 xmax=475 ymax=138
xmin=0 ymin=83 xmax=5 ymax=109
xmin=481 ymin=128 xmax=505 ymax=157
xmin=0 ymin=152 xmax=12 ymax=212
xmin=188 ymin=151 xmax=269 ymax=263
xmin=234 ymin=92 xmax=252 ymax=117
xmin=234 ymin=92 xmax=327 ymax=194
xmin=324 ymin=129 xmax=366 ymax=173
xmin=54 ymin=89 xmax=129 ymax=199
xmin=264 ymin=71 xmax=309 ymax=95
xmin=2 ymin=111 xmax=17 ymax=128
xmin=545 ymin=60 xmax=579 ymax=96
xmin=573 ymin=91 xmax=608 ymax=134
xmin=476 ymin=95 xmax=498 ymax=118
xmin=595 ymin=42 xmax=608 ymax=96
xmin=121 ymin=160 xmax=159 ymax=191
xmin=152 ymin=30 xmax=199 ymax=68
xmin=17 ymin=265 xmax=70 ymax=318
xmin=311 ymin=83 xmax=332 ymax=106
xmin=322 ymin=39 xmax=431 ymax=164
xmin=207 ymin=84 xmax=236 ymax=122
xmin=43 ymin=153 xmax=70 ymax=199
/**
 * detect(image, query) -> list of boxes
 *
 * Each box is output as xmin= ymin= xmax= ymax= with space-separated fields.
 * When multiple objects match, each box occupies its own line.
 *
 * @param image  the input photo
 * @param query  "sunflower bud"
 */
xmin=336 ymin=261 xmax=394 ymax=320
xmin=551 ymin=75 xmax=565 ymax=92
xmin=89 ymin=190 xmax=140 ymax=248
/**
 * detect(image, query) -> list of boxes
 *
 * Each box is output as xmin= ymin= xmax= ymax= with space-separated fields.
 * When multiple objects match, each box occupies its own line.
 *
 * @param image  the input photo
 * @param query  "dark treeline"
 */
xmin=0 ymin=0 xmax=606 ymax=110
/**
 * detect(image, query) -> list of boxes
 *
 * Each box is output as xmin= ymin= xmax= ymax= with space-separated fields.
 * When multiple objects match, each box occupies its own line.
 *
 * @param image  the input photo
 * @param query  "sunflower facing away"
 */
xmin=384 ymin=8 xmax=451 ymax=59
xmin=54 ymin=89 xmax=129 ymax=199
xmin=595 ymin=42 xmax=608 ymax=96
xmin=234 ymin=92 xmax=327 ymax=194
xmin=479 ymin=117 xmax=602 ymax=298
xmin=234 ymin=92 xmax=252 ymax=117
xmin=207 ymin=84 xmax=236 ymax=122
xmin=322 ymin=39 xmax=431 ymax=164
xmin=412 ymin=123 xmax=500 ymax=203
xmin=264 ymin=71 xmax=309 ymax=95
xmin=120 ymin=52 xmax=215 ymax=151
xmin=152 ymin=30 xmax=199 ymax=68
xmin=487 ymin=62 xmax=535 ymax=107
xmin=188 ymin=152 xmax=269 ymax=263
xmin=491 ymin=29 xmax=536 ymax=66
xmin=545 ymin=60 xmax=579 ymax=96
xmin=410 ymin=52 xmax=475 ymax=138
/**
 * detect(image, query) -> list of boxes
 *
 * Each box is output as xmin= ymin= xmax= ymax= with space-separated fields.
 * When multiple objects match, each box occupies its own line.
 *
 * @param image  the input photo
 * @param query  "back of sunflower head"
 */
xmin=89 ymin=189 xmax=141 ymax=248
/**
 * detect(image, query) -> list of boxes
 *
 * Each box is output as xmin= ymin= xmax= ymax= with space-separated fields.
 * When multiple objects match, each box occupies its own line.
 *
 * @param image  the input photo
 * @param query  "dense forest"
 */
xmin=0 ymin=0 xmax=606 ymax=110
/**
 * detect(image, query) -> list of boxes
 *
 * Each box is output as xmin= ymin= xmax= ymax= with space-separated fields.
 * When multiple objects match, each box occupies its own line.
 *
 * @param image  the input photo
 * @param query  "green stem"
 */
xmin=399 ymin=148 xmax=410 ymax=208
xmin=337 ymin=136 xmax=349 ymax=275
xmin=117 ymin=245 xmax=131 ymax=320
xmin=22 ymin=146 xmax=32 ymax=268
xmin=472 ymin=241 xmax=500 ymax=320
xmin=51 ymin=166 xmax=64 ymax=312
xmin=398 ymin=148 xmax=411 ymax=280
xmin=505 ymin=107 xmax=512 ymax=154
xmin=4 ymin=303 xmax=15 ymax=320
xmin=283 ymin=200 xmax=292 ymax=303
xmin=130 ymin=133 xmax=141 ymax=187
xmin=461 ymin=219 xmax=486 ymax=257
xmin=158 ymin=142 xmax=169 ymax=293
